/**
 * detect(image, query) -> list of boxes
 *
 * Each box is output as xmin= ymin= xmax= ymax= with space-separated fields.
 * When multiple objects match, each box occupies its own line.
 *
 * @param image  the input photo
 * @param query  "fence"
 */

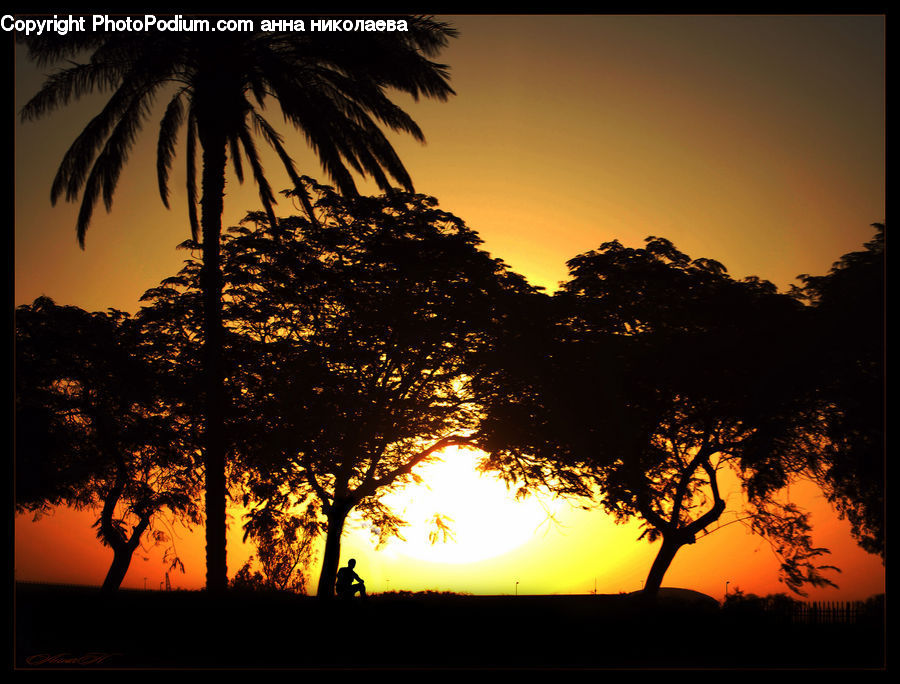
xmin=790 ymin=600 xmax=869 ymax=625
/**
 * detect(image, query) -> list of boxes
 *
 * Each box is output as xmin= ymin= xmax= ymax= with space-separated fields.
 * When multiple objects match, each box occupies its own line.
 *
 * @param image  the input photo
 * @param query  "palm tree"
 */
xmin=18 ymin=17 xmax=457 ymax=593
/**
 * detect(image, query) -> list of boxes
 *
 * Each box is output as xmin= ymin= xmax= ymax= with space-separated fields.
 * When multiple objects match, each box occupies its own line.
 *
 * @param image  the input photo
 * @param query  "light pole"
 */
xmin=725 ymin=580 xmax=730 ymax=599
xmin=515 ymin=581 xmax=519 ymax=596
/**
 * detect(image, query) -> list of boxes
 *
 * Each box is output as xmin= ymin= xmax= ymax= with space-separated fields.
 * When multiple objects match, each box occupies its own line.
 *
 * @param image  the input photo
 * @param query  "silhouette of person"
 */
xmin=335 ymin=558 xmax=366 ymax=599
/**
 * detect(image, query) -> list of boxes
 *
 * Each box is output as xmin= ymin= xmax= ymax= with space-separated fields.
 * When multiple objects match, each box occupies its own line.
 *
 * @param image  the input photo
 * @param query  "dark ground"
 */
xmin=13 ymin=582 xmax=886 ymax=670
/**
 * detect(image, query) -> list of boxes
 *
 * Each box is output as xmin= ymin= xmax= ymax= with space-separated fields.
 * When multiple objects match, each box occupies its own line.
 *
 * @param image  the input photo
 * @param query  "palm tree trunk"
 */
xmin=198 ymin=120 xmax=229 ymax=595
xmin=317 ymin=504 xmax=351 ymax=598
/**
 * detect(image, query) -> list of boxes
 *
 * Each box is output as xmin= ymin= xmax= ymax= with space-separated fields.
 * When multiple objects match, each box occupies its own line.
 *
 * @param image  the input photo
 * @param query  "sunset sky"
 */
xmin=13 ymin=14 xmax=885 ymax=601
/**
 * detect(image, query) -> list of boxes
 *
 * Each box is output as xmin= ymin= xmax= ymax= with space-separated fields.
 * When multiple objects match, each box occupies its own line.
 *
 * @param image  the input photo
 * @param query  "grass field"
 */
xmin=14 ymin=583 xmax=885 ymax=670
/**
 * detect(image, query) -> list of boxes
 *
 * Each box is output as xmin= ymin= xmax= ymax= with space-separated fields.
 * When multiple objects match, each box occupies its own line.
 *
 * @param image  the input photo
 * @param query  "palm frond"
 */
xmin=251 ymin=112 xmax=318 ymax=225
xmin=405 ymin=15 xmax=460 ymax=57
xmin=291 ymin=65 xmax=427 ymax=142
xmin=18 ymin=32 xmax=113 ymax=67
xmin=19 ymin=61 xmax=124 ymax=122
xmin=48 ymin=79 xmax=146 ymax=205
xmin=185 ymin=108 xmax=200 ymax=242
xmin=74 ymin=86 xmax=160 ymax=245
xmin=97 ymin=92 xmax=158 ymax=211
xmin=236 ymin=123 xmax=278 ymax=228
xmin=228 ymin=133 xmax=245 ymax=184
xmin=157 ymin=89 xmax=187 ymax=208
xmin=262 ymin=73 xmax=361 ymax=196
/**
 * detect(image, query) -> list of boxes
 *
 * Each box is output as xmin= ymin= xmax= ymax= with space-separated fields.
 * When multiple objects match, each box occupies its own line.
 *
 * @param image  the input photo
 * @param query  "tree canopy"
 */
xmin=476 ymin=236 xmax=839 ymax=595
xmin=15 ymin=297 xmax=201 ymax=590
xmin=138 ymin=179 xmax=537 ymax=596
xmin=792 ymin=223 xmax=885 ymax=558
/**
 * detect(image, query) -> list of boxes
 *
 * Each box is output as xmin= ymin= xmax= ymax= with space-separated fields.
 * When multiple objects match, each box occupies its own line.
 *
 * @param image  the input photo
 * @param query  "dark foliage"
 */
xmin=19 ymin=16 xmax=458 ymax=593
xmin=138 ymin=179 xmax=538 ymax=596
xmin=792 ymin=224 xmax=885 ymax=558
xmin=15 ymin=297 xmax=201 ymax=590
xmin=477 ymin=236 xmax=839 ymax=595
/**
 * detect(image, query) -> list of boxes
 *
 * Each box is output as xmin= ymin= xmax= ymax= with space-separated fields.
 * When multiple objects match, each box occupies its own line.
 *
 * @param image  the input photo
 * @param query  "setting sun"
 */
xmin=373 ymin=447 xmax=562 ymax=565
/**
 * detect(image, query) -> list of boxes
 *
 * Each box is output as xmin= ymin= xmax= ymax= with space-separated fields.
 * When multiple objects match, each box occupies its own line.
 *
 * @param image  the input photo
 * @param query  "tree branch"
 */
xmin=684 ymin=455 xmax=727 ymax=537
xmin=353 ymin=434 xmax=475 ymax=501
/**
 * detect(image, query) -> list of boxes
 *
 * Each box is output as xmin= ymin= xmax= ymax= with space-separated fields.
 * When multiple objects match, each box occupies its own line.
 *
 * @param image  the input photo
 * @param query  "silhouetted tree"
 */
xmin=15 ymin=297 xmax=201 ymax=591
xmin=19 ymin=18 xmax=458 ymax=592
xmin=478 ymin=237 xmax=838 ymax=596
xmin=792 ymin=223 xmax=885 ymax=558
xmin=230 ymin=509 xmax=317 ymax=593
xmin=722 ymin=588 xmax=802 ymax=623
xmin=139 ymin=180 xmax=536 ymax=597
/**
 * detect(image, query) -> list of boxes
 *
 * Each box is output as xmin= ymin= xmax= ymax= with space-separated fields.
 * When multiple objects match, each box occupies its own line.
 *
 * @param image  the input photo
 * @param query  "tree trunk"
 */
xmin=100 ymin=515 xmax=151 ymax=592
xmin=101 ymin=547 xmax=135 ymax=592
xmin=643 ymin=535 xmax=683 ymax=596
xmin=98 ymin=474 xmax=128 ymax=592
xmin=317 ymin=505 xmax=351 ymax=598
xmin=198 ymin=119 xmax=228 ymax=595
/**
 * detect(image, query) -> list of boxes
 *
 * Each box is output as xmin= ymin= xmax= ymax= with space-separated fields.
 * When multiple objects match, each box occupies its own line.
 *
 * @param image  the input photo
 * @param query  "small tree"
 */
xmin=16 ymin=297 xmax=201 ymax=591
xmin=231 ymin=509 xmax=317 ymax=593
xmin=478 ymin=237 xmax=838 ymax=596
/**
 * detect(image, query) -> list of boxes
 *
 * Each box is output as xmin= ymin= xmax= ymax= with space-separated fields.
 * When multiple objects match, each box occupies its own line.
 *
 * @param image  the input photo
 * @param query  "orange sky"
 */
xmin=12 ymin=14 xmax=885 ymax=601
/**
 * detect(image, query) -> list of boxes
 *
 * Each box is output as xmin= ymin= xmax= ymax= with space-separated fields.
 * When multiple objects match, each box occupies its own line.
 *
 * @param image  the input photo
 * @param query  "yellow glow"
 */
xmin=372 ymin=447 xmax=562 ymax=565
